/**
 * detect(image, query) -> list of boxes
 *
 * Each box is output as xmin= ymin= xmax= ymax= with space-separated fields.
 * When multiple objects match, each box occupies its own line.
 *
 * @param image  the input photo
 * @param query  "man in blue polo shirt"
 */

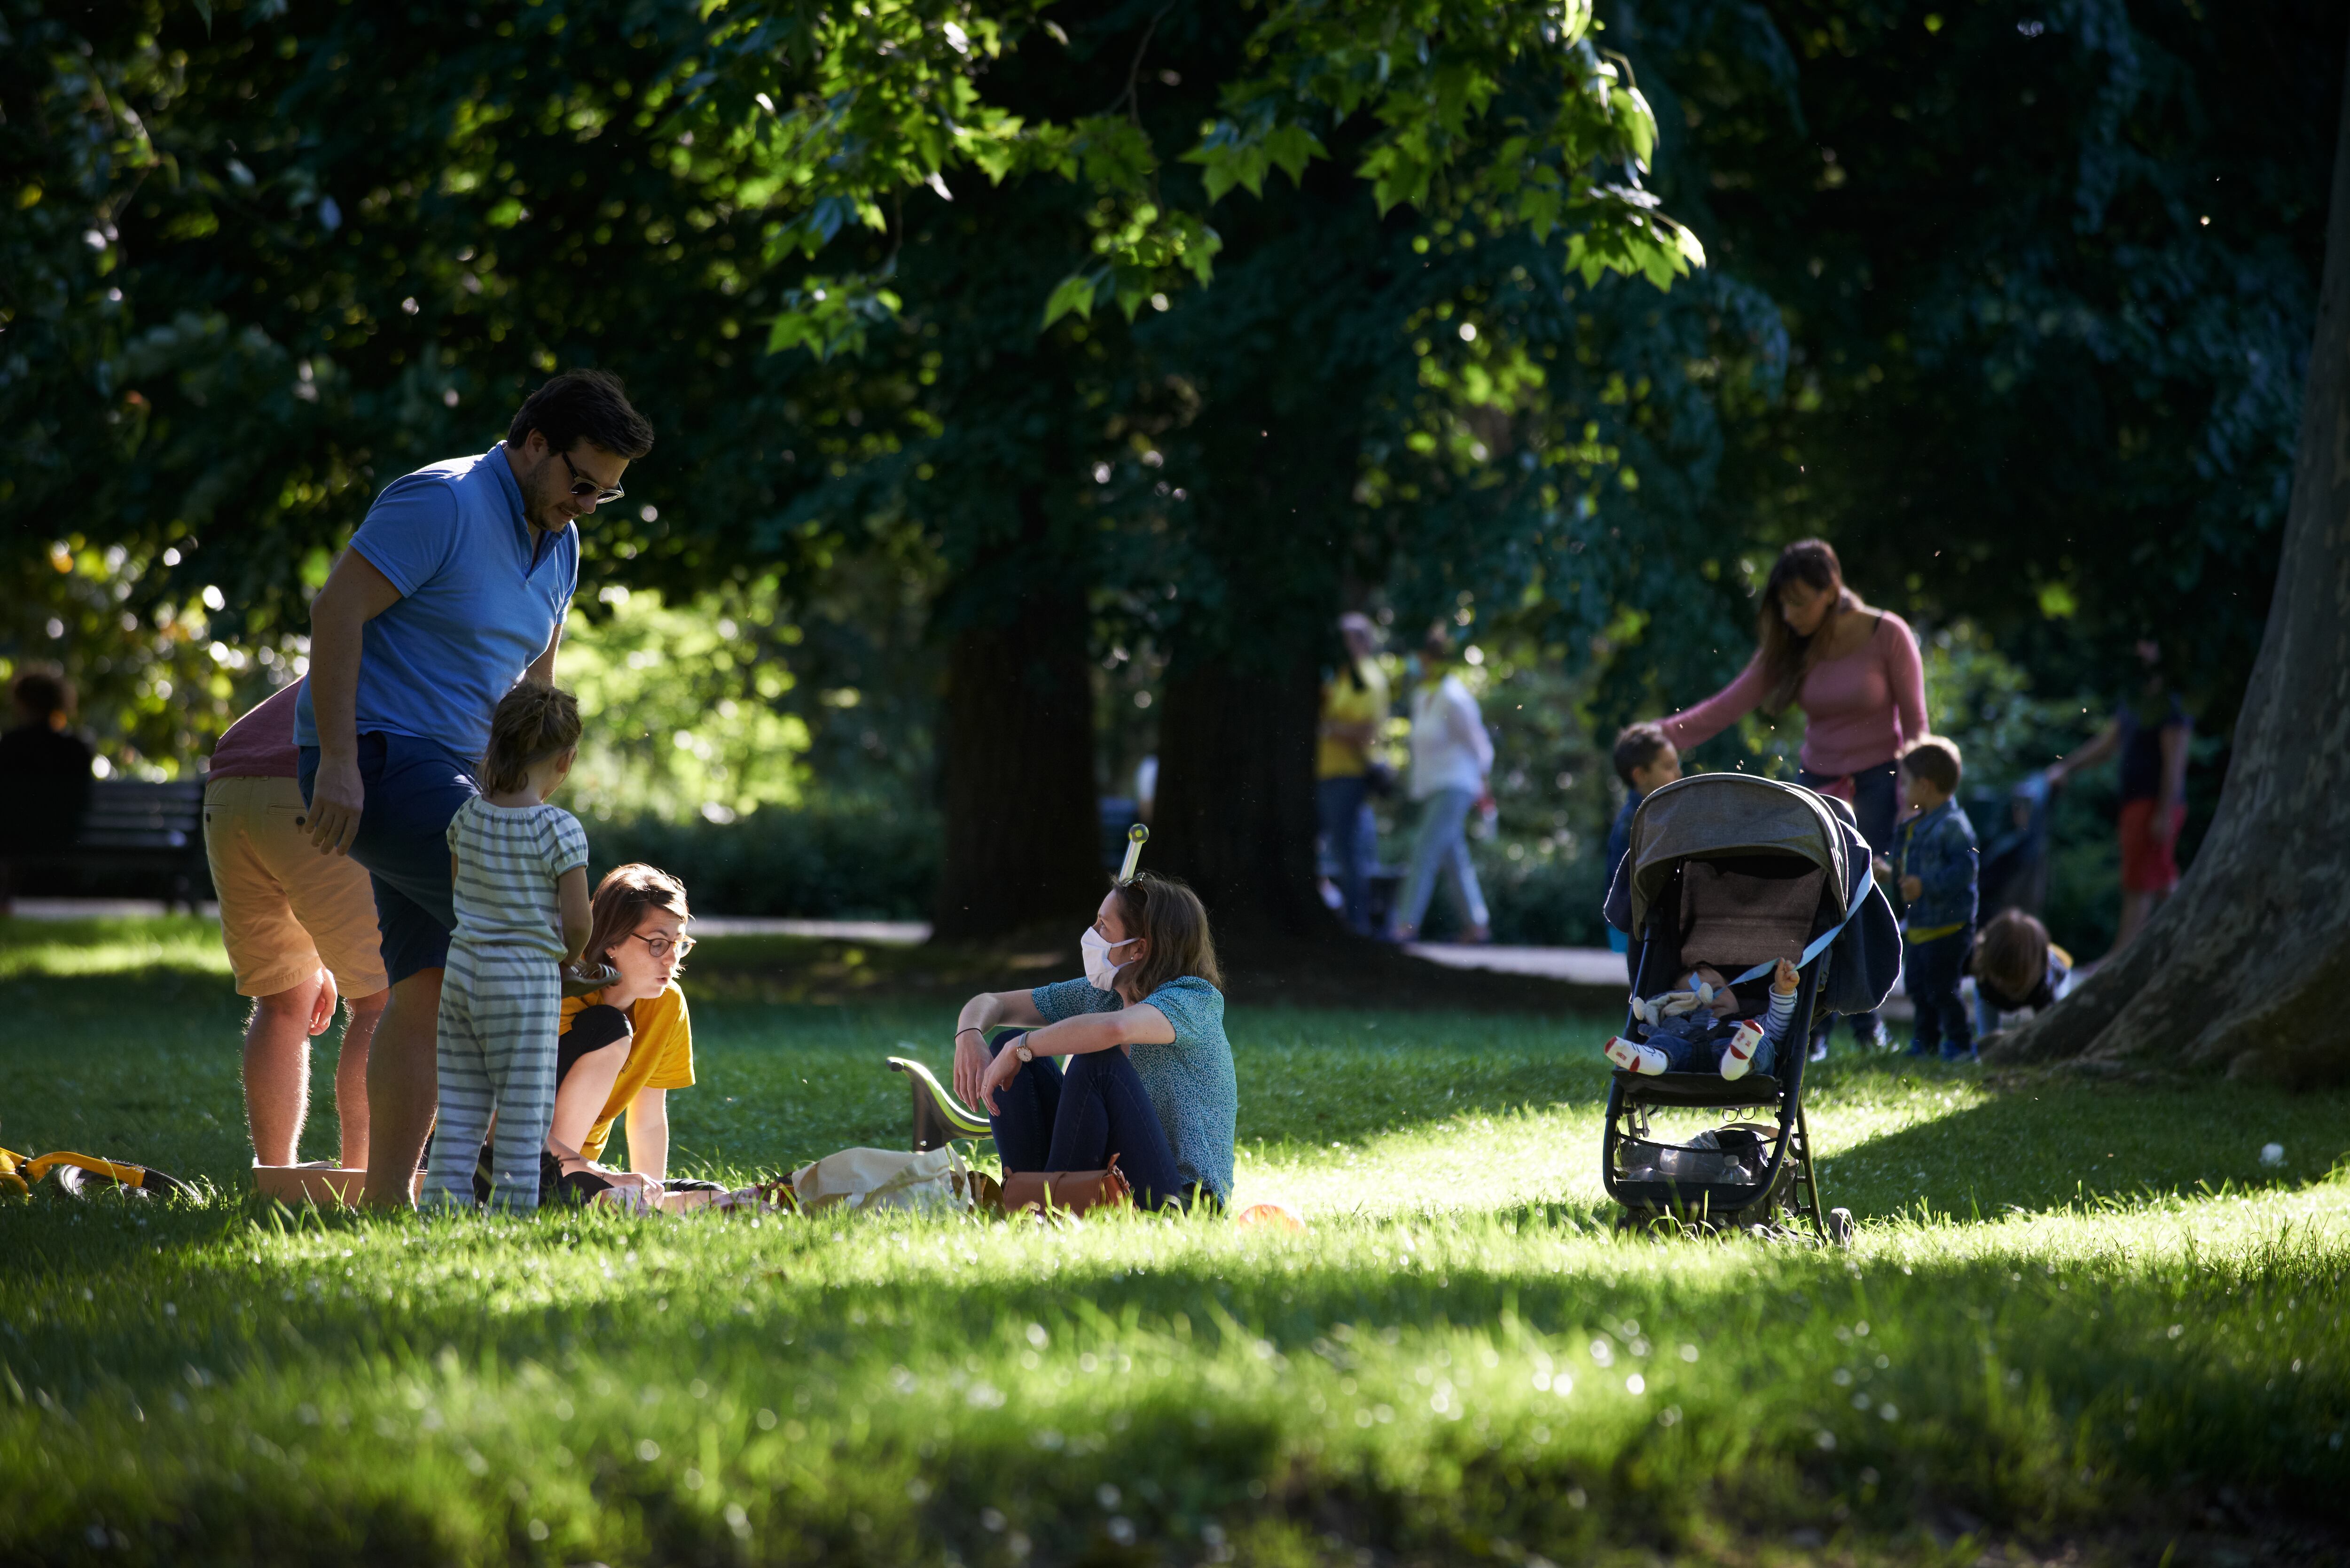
xmin=299 ymin=370 xmax=654 ymax=1207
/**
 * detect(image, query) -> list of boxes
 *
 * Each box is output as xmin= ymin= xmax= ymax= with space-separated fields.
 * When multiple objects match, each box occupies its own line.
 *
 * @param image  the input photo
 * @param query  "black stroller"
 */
xmin=1599 ymin=774 xmax=1899 ymax=1241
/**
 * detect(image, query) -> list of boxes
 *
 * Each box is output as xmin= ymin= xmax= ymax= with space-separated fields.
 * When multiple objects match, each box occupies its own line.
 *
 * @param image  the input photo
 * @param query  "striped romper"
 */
xmin=423 ymin=796 xmax=589 ymax=1212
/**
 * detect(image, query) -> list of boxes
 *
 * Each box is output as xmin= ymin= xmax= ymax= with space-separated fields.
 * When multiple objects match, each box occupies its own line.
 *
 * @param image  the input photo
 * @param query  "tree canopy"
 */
xmin=4 ymin=0 xmax=2336 ymax=939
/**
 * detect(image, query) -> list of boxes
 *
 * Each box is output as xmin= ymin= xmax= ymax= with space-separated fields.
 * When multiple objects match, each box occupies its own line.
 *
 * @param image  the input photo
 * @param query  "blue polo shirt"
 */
xmin=296 ymin=445 xmax=579 ymax=761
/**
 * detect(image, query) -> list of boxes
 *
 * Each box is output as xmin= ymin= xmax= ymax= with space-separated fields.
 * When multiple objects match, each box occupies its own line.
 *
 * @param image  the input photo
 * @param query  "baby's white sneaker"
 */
xmin=1604 ymin=1036 xmax=1668 ymax=1075
xmin=1720 ymin=1020 xmax=1765 ymax=1080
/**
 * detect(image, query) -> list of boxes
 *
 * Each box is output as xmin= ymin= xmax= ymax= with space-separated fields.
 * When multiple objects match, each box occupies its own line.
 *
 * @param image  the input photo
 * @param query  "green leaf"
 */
xmin=1041 ymin=273 xmax=1097 ymax=329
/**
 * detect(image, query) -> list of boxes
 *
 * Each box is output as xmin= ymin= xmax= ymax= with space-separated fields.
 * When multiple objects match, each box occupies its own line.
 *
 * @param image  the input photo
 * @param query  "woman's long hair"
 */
xmin=1110 ymin=872 xmax=1222 ymax=997
xmin=584 ymin=863 xmax=692 ymax=974
xmin=1756 ymin=539 xmax=1848 ymax=716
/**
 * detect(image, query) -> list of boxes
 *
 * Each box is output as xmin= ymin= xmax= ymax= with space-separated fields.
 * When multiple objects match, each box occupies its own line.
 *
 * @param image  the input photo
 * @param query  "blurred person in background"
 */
xmin=2046 ymin=639 xmax=2191 ymax=954
xmin=1386 ymin=624 xmax=1493 ymax=945
xmin=0 ymin=665 xmax=95 ymax=913
xmin=1316 ymin=613 xmax=1389 ymax=936
xmin=204 ymin=679 xmax=388 ymax=1170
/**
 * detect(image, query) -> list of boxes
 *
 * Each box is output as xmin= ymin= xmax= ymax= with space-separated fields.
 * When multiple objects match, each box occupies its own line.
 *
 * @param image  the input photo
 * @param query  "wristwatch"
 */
xmin=1014 ymin=1044 xmax=1034 ymax=1064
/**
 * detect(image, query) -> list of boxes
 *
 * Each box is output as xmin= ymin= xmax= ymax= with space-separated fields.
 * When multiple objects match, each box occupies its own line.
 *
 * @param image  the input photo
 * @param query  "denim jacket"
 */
xmin=1896 ymin=799 xmax=1978 ymax=937
xmin=1605 ymin=791 xmax=1642 ymax=898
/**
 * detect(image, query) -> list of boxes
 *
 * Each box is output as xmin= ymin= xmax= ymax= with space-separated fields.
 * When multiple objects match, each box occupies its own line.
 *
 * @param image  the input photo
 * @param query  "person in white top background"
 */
xmin=1386 ymin=624 xmax=1496 ymax=944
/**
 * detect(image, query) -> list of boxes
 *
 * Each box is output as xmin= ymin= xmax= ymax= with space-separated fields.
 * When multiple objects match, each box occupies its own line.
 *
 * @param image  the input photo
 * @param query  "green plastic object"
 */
xmin=888 ymin=1056 xmax=992 ymax=1151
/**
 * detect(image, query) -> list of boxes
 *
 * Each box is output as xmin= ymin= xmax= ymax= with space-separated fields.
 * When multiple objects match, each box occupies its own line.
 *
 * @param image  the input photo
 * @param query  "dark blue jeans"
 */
xmin=986 ymin=1032 xmax=1189 ymax=1209
xmin=1646 ymin=1013 xmax=1777 ymax=1079
xmin=298 ymin=733 xmax=479 ymax=986
xmin=1904 ymin=928 xmax=1976 ymax=1060
xmin=1800 ymin=760 xmax=1898 ymax=1049
xmin=1316 ymin=775 xmax=1376 ymax=935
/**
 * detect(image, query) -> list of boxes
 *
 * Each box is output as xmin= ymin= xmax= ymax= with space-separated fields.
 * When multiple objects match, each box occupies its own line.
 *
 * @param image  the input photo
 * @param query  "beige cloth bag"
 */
xmin=791 ymin=1146 xmax=975 ymax=1214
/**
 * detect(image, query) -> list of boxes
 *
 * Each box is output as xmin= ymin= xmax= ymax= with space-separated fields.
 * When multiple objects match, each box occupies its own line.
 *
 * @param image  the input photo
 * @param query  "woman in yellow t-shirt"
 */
xmin=541 ymin=863 xmax=698 ymax=1205
xmin=1317 ymin=614 xmax=1389 ymax=935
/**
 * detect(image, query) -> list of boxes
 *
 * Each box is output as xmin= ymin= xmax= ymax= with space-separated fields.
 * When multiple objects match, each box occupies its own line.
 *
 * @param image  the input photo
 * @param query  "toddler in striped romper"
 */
xmin=422 ymin=683 xmax=593 ymax=1212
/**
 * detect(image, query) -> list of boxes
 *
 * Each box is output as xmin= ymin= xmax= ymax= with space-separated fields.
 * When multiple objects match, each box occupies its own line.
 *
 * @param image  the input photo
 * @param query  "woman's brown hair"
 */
xmin=480 ymin=682 xmax=582 ymax=794
xmin=1974 ymin=908 xmax=2050 ymax=1009
xmin=584 ymin=863 xmax=692 ymax=972
xmin=1755 ymin=539 xmax=1848 ymax=716
xmin=1109 ymin=872 xmax=1222 ymax=997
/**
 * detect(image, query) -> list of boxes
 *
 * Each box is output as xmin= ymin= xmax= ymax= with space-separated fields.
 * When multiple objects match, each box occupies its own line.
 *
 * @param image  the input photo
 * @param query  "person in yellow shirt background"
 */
xmin=1316 ymin=614 xmax=1391 ymax=936
xmin=531 ymin=863 xmax=700 ymax=1205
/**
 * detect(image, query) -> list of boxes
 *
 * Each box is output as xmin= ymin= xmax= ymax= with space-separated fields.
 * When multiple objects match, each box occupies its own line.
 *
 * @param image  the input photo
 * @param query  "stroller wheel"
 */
xmin=1826 ymin=1207 xmax=1856 ymax=1247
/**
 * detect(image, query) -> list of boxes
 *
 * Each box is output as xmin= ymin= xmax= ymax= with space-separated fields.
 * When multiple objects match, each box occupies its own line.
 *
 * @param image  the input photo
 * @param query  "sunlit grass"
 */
xmin=0 ymin=915 xmax=229 ymax=981
xmin=4 ymin=923 xmax=2348 ymax=1564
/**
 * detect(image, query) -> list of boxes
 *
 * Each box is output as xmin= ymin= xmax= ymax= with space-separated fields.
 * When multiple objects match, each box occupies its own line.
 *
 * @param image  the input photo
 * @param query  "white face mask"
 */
xmin=1081 ymin=927 xmax=1139 ymax=990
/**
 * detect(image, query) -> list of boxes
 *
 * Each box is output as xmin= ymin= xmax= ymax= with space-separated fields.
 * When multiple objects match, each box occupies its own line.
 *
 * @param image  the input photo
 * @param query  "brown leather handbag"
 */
xmin=996 ymin=1155 xmax=1132 ymax=1216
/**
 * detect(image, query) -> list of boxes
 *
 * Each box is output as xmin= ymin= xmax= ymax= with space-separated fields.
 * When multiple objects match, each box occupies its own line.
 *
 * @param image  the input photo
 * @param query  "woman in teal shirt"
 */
xmin=951 ymin=874 xmax=1238 ymax=1209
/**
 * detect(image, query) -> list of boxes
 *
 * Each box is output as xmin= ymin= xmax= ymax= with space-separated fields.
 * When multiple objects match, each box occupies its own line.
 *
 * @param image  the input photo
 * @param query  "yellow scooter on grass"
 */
xmin=1 ymin=1145 xmax=197 ymax=1201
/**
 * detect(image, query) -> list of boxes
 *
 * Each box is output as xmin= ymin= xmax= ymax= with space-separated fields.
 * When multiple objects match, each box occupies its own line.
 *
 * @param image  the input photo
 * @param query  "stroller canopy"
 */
xmin=1603 ymin=772 xmax=1900 ymax=1017
xmin=1620 ymin=774 xmax=1851 ymax=938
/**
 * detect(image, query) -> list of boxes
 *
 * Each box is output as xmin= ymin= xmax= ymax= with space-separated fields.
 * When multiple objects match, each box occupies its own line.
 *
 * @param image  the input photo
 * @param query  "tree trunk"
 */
xmin=929 ymin=493 xmax=1104 ymax=942
xmin=1153 ymin=647 xmax=1339 ymax=940
xmin=1995 ymin=40 xmax=2350 ymax=1085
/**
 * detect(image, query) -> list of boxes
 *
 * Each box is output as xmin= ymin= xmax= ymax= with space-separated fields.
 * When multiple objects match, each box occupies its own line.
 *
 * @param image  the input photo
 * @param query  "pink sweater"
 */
xmin=1662 ymin=611 xmax=1928 ymax=779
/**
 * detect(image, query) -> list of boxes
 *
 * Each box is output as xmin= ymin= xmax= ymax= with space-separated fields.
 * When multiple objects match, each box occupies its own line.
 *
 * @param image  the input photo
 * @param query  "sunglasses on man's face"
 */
xmin=558 ymin=449 xmax=626 ymax=505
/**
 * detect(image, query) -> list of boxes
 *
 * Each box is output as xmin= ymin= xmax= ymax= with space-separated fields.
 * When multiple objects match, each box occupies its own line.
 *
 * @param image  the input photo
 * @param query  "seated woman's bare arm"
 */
xmin=976 ymin=1004 xmax=1175 ymax=1112
xmin=953 ymin=989 xmax=1050 ymax=1107
xmin=1024 ymin=1003 xmax=1175 ymax=1057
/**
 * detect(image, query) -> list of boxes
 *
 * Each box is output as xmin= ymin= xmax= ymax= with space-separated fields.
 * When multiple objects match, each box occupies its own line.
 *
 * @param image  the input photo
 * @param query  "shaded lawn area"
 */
xmin=3 ymin=917 xmax=2348 ymax=1565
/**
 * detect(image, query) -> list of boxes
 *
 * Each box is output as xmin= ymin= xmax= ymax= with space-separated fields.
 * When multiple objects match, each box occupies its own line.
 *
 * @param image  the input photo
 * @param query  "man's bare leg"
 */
xmin=362 ymin=966 xmax=443 ymax=1208
xmin=243 ymin=975 xmax=330 ymax=1168
xmin=335 ymin=990 xmax=389 ymax=1170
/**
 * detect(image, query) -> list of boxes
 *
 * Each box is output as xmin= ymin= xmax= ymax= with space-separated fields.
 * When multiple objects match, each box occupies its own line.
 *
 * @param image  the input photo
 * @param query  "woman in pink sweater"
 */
xmin=1656 ymin=538 xmax=1929 ymax=1052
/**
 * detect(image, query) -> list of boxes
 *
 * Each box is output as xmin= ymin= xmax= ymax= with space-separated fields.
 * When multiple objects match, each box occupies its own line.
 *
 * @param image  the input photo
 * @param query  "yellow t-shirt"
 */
xmin=559 ymin=981 xmax=695 ymax=1162
xmin=1316 ymin=659 xmax=1391 ymax=779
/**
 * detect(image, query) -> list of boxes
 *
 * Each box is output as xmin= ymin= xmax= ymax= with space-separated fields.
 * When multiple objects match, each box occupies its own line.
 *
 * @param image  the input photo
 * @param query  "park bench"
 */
xmin=29 ymin=780 xmax=213 ymax=910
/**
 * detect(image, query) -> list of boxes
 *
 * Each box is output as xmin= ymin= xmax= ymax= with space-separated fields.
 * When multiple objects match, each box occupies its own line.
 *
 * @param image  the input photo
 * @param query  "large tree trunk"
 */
xmin=1153 ymin=647 xmax=1337 ymax=940
xmin=1995 ymin=41 xmax=2350 ymax=1084
xmin=929 ymin=491 xmax=1104 ymax=942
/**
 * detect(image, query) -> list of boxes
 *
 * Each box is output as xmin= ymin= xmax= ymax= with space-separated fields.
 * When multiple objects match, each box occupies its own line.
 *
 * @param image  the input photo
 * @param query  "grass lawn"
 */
xmin=3 ymin=916 xmax=2347 ymax=1565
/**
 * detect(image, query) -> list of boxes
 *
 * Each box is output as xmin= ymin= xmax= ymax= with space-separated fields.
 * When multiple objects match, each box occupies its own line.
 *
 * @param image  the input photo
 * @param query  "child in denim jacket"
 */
xmin=1889 ymin=736 xmax=1979 ymax=1060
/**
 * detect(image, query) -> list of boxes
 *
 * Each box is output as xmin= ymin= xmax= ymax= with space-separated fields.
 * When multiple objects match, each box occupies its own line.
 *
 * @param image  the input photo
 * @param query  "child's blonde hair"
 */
xmin=480 ymin=682 xmax=581 ymax=795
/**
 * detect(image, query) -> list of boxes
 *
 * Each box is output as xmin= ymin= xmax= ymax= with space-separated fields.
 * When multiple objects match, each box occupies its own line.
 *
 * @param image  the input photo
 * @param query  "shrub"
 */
xmin=581 ymin=802 xmax=940 ymax=920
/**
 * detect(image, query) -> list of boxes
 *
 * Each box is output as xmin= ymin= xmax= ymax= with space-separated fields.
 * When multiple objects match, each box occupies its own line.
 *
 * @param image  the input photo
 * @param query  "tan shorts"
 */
xmin=204 ymin=775 xmax=390 ymax=999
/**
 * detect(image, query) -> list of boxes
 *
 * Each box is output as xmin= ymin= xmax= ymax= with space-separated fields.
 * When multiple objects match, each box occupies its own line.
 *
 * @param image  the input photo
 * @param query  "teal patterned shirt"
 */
xmin=1030 ymin=974 xmax=1238 ymax=1202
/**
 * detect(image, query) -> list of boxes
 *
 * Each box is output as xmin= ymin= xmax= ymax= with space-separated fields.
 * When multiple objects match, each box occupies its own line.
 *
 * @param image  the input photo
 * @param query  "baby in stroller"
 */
xmin=1604 ymin=956 xmax=1801 ymax=1080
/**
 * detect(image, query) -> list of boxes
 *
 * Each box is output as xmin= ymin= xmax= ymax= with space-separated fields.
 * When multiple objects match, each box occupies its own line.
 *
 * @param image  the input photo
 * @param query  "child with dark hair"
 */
xmin=1891 ymin=735 xmax=1979 ymax=1061
xmin=1604 ymin=723 xmax=1680 ymax=974
xmin=1968 ymin=908 xmax=2073 ymax=1039
xmin=422 ymin=682 xmax=591 ymax=1211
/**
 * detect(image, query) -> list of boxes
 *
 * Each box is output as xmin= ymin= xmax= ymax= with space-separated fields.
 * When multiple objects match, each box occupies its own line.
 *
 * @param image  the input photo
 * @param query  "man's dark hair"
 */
xmin=508 ymin=370 xmax=655 ymax=460
xmin=1613 ymin=721 xmax=1670 ymax=788
xmin=10 ymin=665 xmax=73 ymax=721
xmin=1899 ymin=734 xmax=1963 ymax=793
